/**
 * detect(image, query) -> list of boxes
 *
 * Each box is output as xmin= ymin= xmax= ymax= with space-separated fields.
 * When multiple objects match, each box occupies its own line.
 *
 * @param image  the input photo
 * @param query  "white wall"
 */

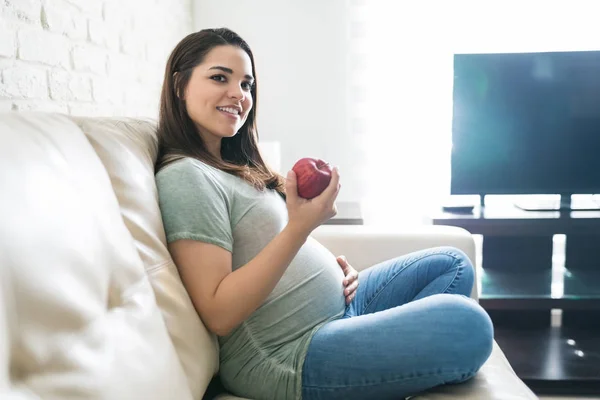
xmin=351 ymin=0 xmax=600 ymax=226
xmin=194 ymin=0 xmax=600 ymax=219
xmin=0 ymin=0 xmax=192 ymax=118
xmin=194 ymin=0 xmax=363 ymax=202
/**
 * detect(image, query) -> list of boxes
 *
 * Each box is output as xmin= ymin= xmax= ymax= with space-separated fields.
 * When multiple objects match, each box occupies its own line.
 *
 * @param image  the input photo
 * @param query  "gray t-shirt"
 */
xmin=156 ymin=158 xmax=345 ymax=400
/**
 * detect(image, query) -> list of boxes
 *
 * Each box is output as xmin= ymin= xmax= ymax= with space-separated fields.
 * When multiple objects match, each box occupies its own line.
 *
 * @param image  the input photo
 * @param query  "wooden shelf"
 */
xmin=432 ymin=202 xmax=600 ymax=308
xmin=433 ymin=200 xmax=600 ymax=393
xmin=480 ymin=269 xmax=600 ymax=310
xmin=433 ymin=205 xmax=600 ymax=236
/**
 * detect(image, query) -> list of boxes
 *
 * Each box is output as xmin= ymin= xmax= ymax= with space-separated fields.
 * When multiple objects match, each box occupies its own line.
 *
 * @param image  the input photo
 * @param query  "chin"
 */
xmin=213 ymin=119 xmax=246 ymax=138
xmin=219 ymin=129 xmax=239 ymax=138
xmin=223 ymin=123 xmax=245 ymax=137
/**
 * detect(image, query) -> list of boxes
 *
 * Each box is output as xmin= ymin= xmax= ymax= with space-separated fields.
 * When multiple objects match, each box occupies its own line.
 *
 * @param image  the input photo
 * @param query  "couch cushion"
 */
xmin=410 ymin=342 xmax=537 ymax=399
xmin=0 ymin=112 xmax=192 ymax=399
xmin=211 ymin=342 xmax=537 ymax=400
xmin=70 ymin=116 xmax=219 ymax=399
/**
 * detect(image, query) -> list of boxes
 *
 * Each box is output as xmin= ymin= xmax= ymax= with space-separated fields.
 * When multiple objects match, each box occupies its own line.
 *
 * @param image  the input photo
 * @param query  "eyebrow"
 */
xmin=209 ymin=66 xmax=254 ymax=81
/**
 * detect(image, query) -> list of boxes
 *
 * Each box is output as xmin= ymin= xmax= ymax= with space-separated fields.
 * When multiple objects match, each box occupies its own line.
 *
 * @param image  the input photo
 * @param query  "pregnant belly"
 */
xmin=247 ymin=237 xmax=346 ymax=346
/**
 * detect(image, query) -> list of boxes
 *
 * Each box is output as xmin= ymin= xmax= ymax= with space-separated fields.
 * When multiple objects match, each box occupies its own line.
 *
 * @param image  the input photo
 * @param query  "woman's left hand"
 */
xmin=337 ymin=255 xmax=359 ymax=305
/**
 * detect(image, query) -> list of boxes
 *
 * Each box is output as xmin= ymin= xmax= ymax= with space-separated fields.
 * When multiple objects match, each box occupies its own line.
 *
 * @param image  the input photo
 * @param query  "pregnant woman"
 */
xmin=155 ymin=27 xmax=493 ymax=400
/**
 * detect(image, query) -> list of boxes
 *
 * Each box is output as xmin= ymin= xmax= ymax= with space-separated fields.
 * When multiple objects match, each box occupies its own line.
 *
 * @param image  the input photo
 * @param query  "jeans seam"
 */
xmin=302 ymin=367 xmax=477 ymax=389
xmin=440 ymin=257 xmax=463 ymax=295
xmin=362 ymin=250 xmax=463 ymax=315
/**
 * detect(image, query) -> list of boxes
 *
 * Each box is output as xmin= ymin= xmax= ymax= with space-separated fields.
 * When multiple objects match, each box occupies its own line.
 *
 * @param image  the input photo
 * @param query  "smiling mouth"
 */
xmin=216 ymin=106 xmax=241 ymax=116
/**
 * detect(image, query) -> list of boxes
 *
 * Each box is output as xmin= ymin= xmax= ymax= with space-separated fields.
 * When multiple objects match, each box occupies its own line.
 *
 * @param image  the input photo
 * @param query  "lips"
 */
xmin=216 ymin=106 xmax=241 ymax=116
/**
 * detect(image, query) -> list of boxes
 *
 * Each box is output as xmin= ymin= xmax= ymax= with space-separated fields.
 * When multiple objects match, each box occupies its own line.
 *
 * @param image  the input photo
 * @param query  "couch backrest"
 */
xmin=0 ymin=112 xmax=194 ymax=399
xmin=69 ymin=116 xmax=219 ymax=398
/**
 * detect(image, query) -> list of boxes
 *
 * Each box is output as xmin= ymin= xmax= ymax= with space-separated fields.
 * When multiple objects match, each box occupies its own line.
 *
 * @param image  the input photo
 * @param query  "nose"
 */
xmin=228 ymin=83 xmax=245 ymax=101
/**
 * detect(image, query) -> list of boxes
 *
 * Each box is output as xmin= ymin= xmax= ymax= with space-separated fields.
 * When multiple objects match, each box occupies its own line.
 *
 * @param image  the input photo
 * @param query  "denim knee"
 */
xmin=437 ymin=246 xmax=475 ymax=295
xmin=448 ymin=295 xmax=494 ymax=373
xmin=442 ymin=246 xmax=474 ymax=273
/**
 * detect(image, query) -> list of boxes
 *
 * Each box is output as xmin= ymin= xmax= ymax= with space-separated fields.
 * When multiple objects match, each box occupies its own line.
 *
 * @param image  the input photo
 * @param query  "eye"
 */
xmin=241 ymin=81 xmax=254 ymax=91
xmin=210 ymin=74 xmax=226 ymax=83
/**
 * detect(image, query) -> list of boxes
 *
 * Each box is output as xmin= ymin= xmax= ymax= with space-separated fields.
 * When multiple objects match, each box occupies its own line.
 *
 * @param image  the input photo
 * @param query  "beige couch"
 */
xmin=0 ymin=112 xmax=538 ymax=400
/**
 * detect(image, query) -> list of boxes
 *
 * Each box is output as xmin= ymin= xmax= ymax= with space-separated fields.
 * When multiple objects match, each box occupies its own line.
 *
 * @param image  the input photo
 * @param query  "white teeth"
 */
xmin=217 ymin=107 xmax=239 ymax=115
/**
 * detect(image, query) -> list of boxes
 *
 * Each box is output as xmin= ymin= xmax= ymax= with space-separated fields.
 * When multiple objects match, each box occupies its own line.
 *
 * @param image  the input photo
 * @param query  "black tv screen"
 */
xmin=451 ymin=50 xmax=600 ymax=195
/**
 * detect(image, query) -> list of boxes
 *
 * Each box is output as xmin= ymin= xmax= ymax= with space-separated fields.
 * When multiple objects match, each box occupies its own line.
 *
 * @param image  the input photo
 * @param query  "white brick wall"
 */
xmin=0 ymin=0 xmax=193 ymax=117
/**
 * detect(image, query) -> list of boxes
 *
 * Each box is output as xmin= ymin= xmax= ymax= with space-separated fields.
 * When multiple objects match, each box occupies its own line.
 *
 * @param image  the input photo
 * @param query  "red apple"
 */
xmin=292 ymin=157 xmax=333 ymax=199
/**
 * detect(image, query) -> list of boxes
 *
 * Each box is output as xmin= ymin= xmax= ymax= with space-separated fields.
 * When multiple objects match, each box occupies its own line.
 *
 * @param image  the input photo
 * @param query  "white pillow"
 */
xmin=0 ymin=112 xmax=192 ymax=399
xmin=71 ymin=116 xmax=219 ymax=400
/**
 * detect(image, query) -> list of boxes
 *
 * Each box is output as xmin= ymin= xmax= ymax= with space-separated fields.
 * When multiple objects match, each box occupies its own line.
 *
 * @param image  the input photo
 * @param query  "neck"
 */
xmin=197 ymin=127 xmax=222 ymax=161
xmin=208 ymin=141 xmax=222 ymax=161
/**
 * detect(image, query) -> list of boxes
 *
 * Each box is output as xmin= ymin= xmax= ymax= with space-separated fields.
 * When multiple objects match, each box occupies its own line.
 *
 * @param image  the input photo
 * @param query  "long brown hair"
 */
xmin=155 ymin=28 xmax=285 ymax=197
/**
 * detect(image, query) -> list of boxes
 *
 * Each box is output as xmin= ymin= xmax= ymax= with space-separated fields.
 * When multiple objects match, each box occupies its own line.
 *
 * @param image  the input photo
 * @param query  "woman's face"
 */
xmin=184 ymin=45 xmax=254 ymax=144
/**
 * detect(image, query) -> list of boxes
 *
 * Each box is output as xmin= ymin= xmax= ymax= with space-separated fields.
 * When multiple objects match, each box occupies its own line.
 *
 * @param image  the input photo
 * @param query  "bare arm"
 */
xmin=170 ymin=223 xmax=308 ymax=336
xmin=170 ymin=168 xmax=340 ymax=337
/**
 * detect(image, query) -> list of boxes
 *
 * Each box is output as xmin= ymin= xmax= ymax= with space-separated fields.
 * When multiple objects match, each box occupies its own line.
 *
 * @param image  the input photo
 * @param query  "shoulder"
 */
xmin=156 ymin=158 xmax=236 ymax=207
xmin=156 ymin=157 xmax=230 ymax=189
xmin=156 ymin=157 xmax=237 ymax=222
xmin=157 ymin=157 xmax=211 ymax=180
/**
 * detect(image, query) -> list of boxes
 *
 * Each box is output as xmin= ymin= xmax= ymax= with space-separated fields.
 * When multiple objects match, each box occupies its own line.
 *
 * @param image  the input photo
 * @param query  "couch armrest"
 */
xmin=311 ymin=225 xmax=478 ymax=301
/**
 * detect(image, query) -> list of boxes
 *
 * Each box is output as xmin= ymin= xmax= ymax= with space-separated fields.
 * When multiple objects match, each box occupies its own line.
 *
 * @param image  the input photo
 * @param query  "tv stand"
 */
xmin=433 ymin=201 xmax=600 ymax=396
xmin=513 ymin=194 xmax=600 ymax=212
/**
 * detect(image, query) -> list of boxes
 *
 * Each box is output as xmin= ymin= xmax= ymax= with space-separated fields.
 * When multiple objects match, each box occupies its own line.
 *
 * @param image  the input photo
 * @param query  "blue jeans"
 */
xmin=301 ymin=246 xmax=494 ymax=400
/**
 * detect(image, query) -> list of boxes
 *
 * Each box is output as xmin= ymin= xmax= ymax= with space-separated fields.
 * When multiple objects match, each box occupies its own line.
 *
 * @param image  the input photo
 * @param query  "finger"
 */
xmin=344 ymin=270 xmax=358 ymax=286
xmin=321 ymin=167 xmax=340 ymax=198
xmin=342 ymin=269 xmax=353 ymax=285
xmin=346 ymin=292 xmax=356 ymax=305
xmin=331 ymin=183 xmax=341 ymax=204
xmin=285 ymin=170 xmax=298 ymax=201
xmin=344 ymin=280 xmax=359 ymax=296
xmin=340 ymin=263 xmax=351 ymax=278
xmin=336 ymin=255 xmax=348 ymax=266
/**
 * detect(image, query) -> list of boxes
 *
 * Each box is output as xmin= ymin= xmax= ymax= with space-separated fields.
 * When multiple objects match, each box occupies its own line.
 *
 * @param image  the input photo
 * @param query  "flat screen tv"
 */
xmin=451 ymin=50 xmax=600 ymax=197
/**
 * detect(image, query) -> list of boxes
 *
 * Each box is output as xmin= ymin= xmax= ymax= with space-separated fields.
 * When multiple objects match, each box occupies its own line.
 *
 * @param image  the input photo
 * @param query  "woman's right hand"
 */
xmin=285 ymin=167 xmax=341 ymax=236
